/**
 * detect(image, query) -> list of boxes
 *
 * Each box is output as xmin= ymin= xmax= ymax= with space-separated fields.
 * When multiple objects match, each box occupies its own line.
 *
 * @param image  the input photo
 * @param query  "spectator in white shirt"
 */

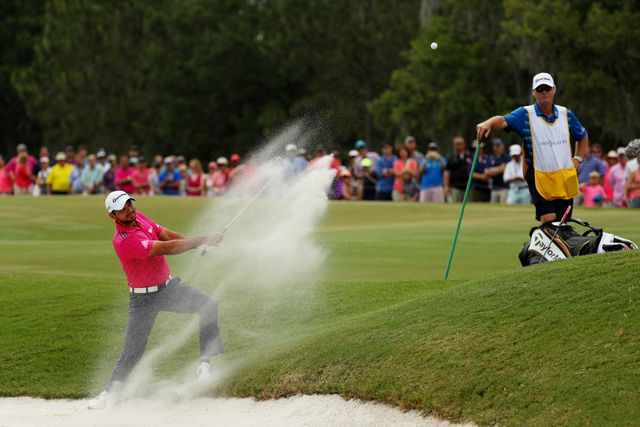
xmin=503 ymin=144 xmax=530 ymax=205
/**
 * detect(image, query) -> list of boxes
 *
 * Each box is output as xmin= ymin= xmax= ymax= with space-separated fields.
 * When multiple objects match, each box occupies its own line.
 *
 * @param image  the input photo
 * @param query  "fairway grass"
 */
xmin=1 ymin=197 xmax=639 ymax=425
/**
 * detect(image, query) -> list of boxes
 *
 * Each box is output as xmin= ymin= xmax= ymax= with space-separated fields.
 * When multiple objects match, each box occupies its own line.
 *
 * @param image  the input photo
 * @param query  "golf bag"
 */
xmin=519 ymin=218 xmax=637 ymax=266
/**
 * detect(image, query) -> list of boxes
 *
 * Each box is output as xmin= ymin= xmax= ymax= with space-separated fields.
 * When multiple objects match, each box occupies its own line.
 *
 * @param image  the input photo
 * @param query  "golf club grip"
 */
xmin=199 ymin=244 xmax=214 ymax=256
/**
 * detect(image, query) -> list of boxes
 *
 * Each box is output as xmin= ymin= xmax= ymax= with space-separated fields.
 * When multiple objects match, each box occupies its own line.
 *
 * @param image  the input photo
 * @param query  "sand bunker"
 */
xmin=0 ymin=394 xmax=474 ymax=427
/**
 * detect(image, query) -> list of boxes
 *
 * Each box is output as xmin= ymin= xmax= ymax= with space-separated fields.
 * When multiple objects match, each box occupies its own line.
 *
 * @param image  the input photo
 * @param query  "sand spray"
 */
xmin=115 ymin=120 xmax=336 ymax=401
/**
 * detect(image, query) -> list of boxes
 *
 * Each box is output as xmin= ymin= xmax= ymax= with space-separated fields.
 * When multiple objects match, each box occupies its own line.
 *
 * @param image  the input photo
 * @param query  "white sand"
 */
xmin=0 ymin=395 xmax=474 ymax=427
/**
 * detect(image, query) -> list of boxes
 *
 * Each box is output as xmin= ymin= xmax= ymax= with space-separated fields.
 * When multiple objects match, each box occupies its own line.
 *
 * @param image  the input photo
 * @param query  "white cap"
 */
xmin=509 ymin=144 xmax=522 ymax=156
xmin=617 ymin=147 xmax=626 ymax=156
xmin=216 ymin=156 xmax=228 ymax=165
xmin=348 ymin=149 xmax=359 ymax=157
xmin=286 ymin=143 xmax=297 ymax=152
xmin=105 ymin=190 xmax=135 ymax=213
xmin=532 ymin=72 xmax=555 ymax=89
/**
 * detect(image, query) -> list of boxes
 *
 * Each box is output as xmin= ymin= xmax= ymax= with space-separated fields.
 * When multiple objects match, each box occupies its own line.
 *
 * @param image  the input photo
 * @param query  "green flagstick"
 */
xmin=444 ymin=139 xmax=483 ymax=279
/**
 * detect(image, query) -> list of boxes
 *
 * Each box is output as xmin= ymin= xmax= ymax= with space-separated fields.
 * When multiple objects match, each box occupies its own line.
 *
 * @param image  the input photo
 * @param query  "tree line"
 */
xmin=2 ymin=0 xmax=639 ymax=161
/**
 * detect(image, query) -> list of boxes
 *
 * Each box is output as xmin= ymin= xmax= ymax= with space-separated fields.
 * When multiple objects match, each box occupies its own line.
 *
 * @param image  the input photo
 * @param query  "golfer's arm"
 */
xmin=158 ymin=228 xmax=186 ymax=241
xmin=444 ymin=170 xmax=450 ymax=188
xmin=149 ymin=236 xmax=207 ymax=256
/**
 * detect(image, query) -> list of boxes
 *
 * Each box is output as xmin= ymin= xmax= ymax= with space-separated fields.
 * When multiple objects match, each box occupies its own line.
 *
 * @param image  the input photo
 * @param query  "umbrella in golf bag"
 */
xmin=519 ymin=218 xmax=637 ymax=266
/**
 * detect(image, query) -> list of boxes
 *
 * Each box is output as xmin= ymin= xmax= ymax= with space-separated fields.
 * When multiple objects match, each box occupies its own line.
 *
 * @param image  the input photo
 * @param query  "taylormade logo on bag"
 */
xmin=531 ymin=230 xmax=566 ymax=261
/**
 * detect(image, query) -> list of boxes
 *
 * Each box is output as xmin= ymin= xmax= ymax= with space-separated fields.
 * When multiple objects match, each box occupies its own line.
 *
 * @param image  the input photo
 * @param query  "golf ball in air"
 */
xmin=431 ymin=42 xmax=438 ymax=50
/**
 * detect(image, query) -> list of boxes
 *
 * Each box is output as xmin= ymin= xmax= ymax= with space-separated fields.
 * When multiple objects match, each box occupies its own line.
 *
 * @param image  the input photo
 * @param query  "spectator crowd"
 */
xmin=0 ymin=137 xmax=638 ymax=208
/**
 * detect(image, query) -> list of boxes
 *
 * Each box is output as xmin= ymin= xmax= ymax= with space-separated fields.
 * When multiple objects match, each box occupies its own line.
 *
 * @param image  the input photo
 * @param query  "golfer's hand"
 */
xmin=476 ymin=121 xmax=491 ymax=140
xmin=204 ymin=232 xmax=224 ymax=246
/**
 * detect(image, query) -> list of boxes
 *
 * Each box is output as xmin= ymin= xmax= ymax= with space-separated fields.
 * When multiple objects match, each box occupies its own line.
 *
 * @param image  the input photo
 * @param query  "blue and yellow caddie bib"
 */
xmin=525 ymin=105 xmax=579 ymax=200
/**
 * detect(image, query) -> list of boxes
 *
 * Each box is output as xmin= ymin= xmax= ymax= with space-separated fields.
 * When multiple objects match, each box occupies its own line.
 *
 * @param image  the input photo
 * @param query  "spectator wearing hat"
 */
xmin=81 ymin=154 xmax=104 ymax=195
xmin=32 ymin=146 xmax=51 ymax=177
xmin=607 ymin=147 xmax=627 ymax=207
xmin=5 ymin=143 xmax=36 ymax=185
xmin=393 ymin=145 xmax=418 ymax=201
xmin=581 ymin=171 xmax=606 ymax=207
xmin=115 ymin=155 xmax=136 ymax=194
xmin=444 ymin=135 xmax=471 ymax=202
xmin=34 ymin=156 xmax=51 ymax=196
xmin=404 ymin=136 xmax=425 ymax=162
xmin=485 ymin=138 xmax=511 ymax=204
xmin=211 ymin=157 xmax=229 ymax=196
xmin=333 ymin=168 xmax=352 ymax=200
xmin=602 ymin=150 xmax=618 ymax=206
xmin=503 ymin=145 xmax=530 ymax=205
xmin=159 ymin=156 xmax=182 ymax=196
xmin=375 ymin=142 xmax=396 ymax=201
xmin=102 ymin=155 xmax=118 ymax=193
xmin=186 ymin=159 xmax=206 ymax=196
xmin=358 ymin=158 xmax=377 ymax=200
xmin=283 ymin=144 xmax=307 ymax=174
xmin=0 ymin=155 xmax=12 ymax=195
xmin=96 ymin=149 xmax=109 ymax=172
xmin=353 ymin=140 xmax=380 ymax=178
xmin=46 ymin=152 xmax=73 ymax=195
xmin=131 ymin=157 xmax=151 ymax=195
xmin=418 ymin=142 xmax=446 ymax=203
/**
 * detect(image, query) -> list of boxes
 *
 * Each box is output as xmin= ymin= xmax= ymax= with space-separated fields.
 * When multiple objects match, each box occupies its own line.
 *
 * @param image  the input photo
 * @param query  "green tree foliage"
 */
xmin=370 ymin=0 xmax=640 ymax=150
xmin=13 ymin=0 xmax=420 ymax=159
xmin=6 ymin=1 xmax=640 ymax=159
xmin=0 ymin=0 xmax=44 ymax=156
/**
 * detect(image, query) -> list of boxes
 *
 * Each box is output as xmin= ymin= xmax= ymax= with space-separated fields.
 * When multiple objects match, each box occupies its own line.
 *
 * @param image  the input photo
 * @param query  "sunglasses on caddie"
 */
xmin=535 ymin=85 xmax=552 ymax=93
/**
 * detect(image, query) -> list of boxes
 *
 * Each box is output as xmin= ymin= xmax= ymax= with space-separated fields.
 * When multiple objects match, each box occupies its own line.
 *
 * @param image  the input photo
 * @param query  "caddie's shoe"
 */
xmin=196 ymin=361 xmax=211 ymax=380
xmin=88 ymin=390 xmax=111 ymax=410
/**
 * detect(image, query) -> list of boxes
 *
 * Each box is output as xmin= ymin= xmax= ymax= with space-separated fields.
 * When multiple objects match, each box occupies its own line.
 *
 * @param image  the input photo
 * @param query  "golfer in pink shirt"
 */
xmin=89 ymin=191 xmax=224 ymax=409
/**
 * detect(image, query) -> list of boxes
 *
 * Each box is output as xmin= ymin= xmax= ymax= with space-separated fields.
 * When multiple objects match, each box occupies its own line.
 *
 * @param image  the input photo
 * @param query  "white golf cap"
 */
xmin=509 ymin=144 xmax=522 ymax=156
xmin=532 ymin=72 xmax=555 ymax=89
xmin=216 ymin=156 xmax=228 ymax=165
xmin=348 ymin=149 xmax=359 ymax=157
xmin=617 ymin=147 xmax=626 ymax=155
xmin=285 ymin=143 xmax=297 ymax=152
xmin=105 ymin=190 xmax=135 ymax=213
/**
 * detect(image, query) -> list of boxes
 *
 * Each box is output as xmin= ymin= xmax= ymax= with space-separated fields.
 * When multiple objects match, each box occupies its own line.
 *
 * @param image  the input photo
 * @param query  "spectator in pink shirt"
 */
xmin=0 ymin=155 xmax=12 ymax=195
xmin=13 ymin=152 xmax=34 ymax=195
xmin=608 ymin=147 xmax=627 ymax=207
xmin=115 ymin=155 xmax=135 ymax=194
xmin=131 ymin=157 xmax=151 ymax=195
xmin=5 ymin=144 xmax=36 ymax=184
xmin=580 ymin=171 xmax=606 ymax=207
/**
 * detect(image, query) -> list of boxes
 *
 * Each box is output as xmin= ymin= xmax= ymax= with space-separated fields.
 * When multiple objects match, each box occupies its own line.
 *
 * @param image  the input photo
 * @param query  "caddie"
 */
xmin=476 ymin=72 xmax=589 ymax=222
xmin=88 ymin=191 xmax=224 ymax=409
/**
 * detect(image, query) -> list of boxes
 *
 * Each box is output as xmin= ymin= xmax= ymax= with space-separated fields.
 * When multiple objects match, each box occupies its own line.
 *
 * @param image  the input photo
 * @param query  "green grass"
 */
xmin=1 ymin=197 xmax=639 ymax=425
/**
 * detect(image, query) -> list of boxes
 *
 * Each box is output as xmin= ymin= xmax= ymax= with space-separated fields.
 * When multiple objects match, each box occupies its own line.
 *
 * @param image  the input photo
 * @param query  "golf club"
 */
xmin=199 ymin=157 xmax=282 ymax=255
xmin=541 ymin=205 xmax=572 ymax=260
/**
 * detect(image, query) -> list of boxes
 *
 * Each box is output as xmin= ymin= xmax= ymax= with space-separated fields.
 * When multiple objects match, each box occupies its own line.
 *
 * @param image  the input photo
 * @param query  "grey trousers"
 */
xmin=107 ymin=277 xmax=223 ymax=388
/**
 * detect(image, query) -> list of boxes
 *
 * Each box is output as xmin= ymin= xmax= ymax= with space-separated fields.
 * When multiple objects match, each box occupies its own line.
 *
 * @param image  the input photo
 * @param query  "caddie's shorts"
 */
xmin=526 ymin=169 xmax=574 ymax=222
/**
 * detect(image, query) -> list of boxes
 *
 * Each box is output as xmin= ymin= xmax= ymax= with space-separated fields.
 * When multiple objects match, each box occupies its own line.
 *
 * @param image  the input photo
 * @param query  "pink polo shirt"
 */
xmin=112 ymin=211 xmax=170 ymax=288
